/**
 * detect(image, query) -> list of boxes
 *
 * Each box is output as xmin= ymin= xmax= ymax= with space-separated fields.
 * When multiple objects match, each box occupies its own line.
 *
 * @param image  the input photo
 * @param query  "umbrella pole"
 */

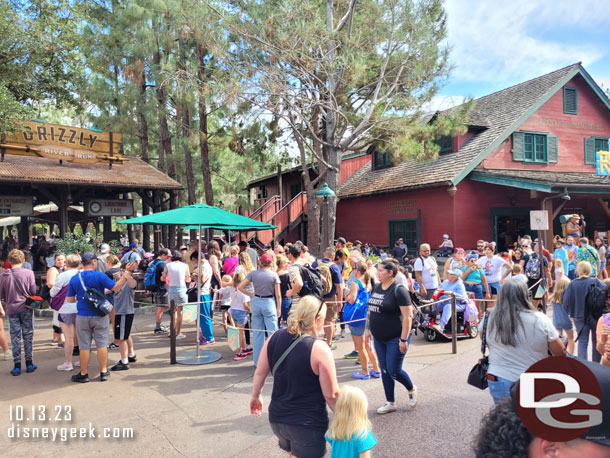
xmin=197 ymin=224 xmax=201 ymax=358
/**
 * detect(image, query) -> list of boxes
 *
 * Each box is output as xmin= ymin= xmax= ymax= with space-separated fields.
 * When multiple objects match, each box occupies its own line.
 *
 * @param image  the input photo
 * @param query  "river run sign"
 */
xmin=1 ymin=121 xmax=125 ymax=164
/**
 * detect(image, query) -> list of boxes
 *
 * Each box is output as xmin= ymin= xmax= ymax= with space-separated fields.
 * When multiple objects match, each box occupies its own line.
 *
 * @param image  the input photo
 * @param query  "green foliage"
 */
xmin=54 ymin=233 xmax=96 ymax=256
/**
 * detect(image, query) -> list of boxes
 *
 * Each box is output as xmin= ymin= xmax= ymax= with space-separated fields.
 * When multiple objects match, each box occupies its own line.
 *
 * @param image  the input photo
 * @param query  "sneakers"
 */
xmin=377 ymin=402 xmax=397 ymax=415
xmin=199 ymin=337 xmax=215 ymax=345
xmin=110 ymin=362 xmax=129 ymax=371
xmin=352 ymin=371 xmax=370 ymax=380
xmin=242 ymin=348 xmax=253 ymax=355
xmin=2 ymin=350 xmax=11 ymax=360
xmin=71 ymin=373 xmax=89 ymax=383
xmin=26 ymin=363 xmax=37 ymax=373
xmin=233 ymin=353 xmax=247 ymax=361
xmin=57 ymin=362 xmax=74 ymax=371
xmin=369 ymin=370 xmax=381 ymax=378
xmin=100 ymin=371 xmax=110 ymax=382
xmin=154 ymin=326 xmax=169 ymax=335
xmin=74 ymin=360 xmax=81 ymax=367
xmin=72 ymin=347 xmax=80 ymax=356
xmin=128 ymin=355 xmax=137 ymax=363
xmin=408 ymin=386 xmax=419 ymax=408
xmin=433 ymin=324 xmax=445 ymax=334
xmin=340 ymin=329 xmax=346 ymax=338
xmin=51 ymin=340 xmax=59 ymax=346
xmin=328 ymin=343 xmax=337 ymax=350
xmin=10 ymin=367 xmax=21 ymax=376
xmin=344 ymin=350 xmax=359 ymax=359
xmin=108 ymin=343 xmax=119 ymax=350
xmin=176 ymin=333 xmax=186 ymax=340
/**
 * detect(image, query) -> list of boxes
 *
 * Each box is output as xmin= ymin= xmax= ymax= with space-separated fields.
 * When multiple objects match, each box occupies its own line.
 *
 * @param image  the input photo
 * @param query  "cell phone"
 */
xmin=604 ymin=314 xmax=610 ymax=326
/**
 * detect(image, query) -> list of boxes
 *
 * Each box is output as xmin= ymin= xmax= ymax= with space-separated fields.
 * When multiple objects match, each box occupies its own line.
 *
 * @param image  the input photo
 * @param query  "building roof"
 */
xmin=339 ymin=62 xmax=609 ymax=198
xmin=471 ymin=168 xmax=610 ymax=192
xmin=0 ymin=154 xmax=182 ymax=190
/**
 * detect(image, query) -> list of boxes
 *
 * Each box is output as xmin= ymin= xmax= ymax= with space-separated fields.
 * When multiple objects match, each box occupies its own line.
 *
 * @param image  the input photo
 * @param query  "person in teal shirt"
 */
xmin=326 ymin=385 xmax=377 ymax=457
xmin=552 ymin=239 xmax=569 ymax=276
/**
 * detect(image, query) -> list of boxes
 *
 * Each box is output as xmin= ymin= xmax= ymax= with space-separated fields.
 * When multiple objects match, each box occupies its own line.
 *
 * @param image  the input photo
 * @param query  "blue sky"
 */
xmin=433 ymin=0 xmax=610 ymax=108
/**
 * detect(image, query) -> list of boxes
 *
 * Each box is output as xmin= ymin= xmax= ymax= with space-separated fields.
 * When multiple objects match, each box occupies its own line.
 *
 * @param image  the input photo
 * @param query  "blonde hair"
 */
xmin=326 ymin=385 xmax=371 ymax=441
xmin=550 ymin=276 xmax=570 ymax=304
xmin=230 ymin=245 xmax=239 ymax=256
xmin=553 ymin=258 xmax=563 ymax=270
xmin=65 ymin=254 xmax=80 ymax=268
xmin=512 ymin=264 xmax=522 ymax=275
xmin=232 ymin=272 xmax=245 ymax=287
xmin=420 ymin=243 xmax=430 ymax=251
xmin=276 ymin=254 xmax=289 ymax=271
xmin=8 ymin=249 xmax=24 ymax=265
xmin=575 ymin=261 xmax=592 ymax=277
xmin=287 ymin=296 xmax=324 ymax=337
xmin=239 ymin=251 xmax=254 ymax=273
xmin=221 ymin=274 xmax=233 ymax=286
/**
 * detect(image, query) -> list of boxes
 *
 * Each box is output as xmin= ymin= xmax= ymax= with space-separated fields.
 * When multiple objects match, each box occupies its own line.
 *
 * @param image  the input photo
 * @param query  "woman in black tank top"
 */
xmin=250 ymin=296 xmax=340 ymax=458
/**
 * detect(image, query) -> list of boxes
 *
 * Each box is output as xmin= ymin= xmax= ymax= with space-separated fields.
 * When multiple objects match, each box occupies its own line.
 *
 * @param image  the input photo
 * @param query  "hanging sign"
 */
xmin=0 ymin=196 xmax=33 ymax=216
xmin=85 ymin=199 xmax=134 ymax=217
xmin=596 ymin=141 xmax=610 ymax=176
xmin=1 ymin=121 xmax=124 ymax=164
xmin=530 ymin=210 xmax=549 ymax=231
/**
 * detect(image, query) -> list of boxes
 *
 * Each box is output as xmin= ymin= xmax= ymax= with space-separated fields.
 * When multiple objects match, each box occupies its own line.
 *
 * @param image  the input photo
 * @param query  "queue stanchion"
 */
xmin=170 ymin=299 xmax=176 ymax=364
xmin=450 ymin=293 xmax=457 ymax=354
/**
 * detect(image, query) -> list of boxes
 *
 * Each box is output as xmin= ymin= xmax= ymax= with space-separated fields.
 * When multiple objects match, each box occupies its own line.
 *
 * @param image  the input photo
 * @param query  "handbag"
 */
xmin=10 ymin=269 xmax=43 ymax=310
xmin=78 ymin=272 xmax=113 ymax=316
xmin=467 ymin=310 xmax=490 ymax=390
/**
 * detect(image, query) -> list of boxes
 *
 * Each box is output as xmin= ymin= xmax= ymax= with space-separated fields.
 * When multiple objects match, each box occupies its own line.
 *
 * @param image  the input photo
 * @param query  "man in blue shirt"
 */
xmin=434 ymin=268 xmax=468 ymax=333
xmin=66 ymin=252 xmax=135 ymax=383
xmin=314 ymin=247 xmax=343 ymax=348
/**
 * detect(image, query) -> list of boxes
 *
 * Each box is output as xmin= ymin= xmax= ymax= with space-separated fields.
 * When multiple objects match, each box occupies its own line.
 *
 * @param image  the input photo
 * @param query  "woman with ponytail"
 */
xmin=250 ymin=296 xmax=340 ymax=458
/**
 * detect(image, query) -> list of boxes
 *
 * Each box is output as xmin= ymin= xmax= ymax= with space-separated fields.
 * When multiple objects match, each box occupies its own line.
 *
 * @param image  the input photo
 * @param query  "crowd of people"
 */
xmin=1 ymin=228 xmax=610 ymax=457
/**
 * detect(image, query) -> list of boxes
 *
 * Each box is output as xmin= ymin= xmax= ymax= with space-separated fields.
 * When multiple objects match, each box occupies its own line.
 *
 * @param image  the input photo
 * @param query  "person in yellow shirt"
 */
xmin=335 ymin=237 xmax=351 ymax=281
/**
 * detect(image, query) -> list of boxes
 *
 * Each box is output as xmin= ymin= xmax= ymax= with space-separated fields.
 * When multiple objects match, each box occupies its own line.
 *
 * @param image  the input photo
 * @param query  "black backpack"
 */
xmin=584 ymin=280 xmax=606 ymax=328
xmin=297 ymin=264 xmax=324 ymax=300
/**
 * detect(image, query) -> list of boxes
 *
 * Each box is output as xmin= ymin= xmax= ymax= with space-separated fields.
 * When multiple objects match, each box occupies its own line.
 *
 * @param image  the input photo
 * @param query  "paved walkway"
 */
xmin=0 ymin=311 xmax=492 ymax=457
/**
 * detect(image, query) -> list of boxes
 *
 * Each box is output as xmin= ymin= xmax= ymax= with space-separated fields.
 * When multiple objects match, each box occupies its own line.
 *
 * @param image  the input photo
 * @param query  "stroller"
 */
xmin=414 ymin=292 xmax=479 ymax=342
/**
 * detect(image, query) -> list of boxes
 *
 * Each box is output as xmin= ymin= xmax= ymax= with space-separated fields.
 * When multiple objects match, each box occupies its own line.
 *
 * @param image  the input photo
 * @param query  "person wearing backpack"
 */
xmin=345 ymin=261 xmax=380 ymax=380
xmin=312 ymin=247 xmax=343 ymax=350
xmin=520 ymin=242 xmax=550 ymax=311
xmin=563 ymin=261 xmax=605 ymax=363
xmin=285 ymin=242 xmax=307 ymax=307
xmin=146 ymin=249 xmax=171 ymax=335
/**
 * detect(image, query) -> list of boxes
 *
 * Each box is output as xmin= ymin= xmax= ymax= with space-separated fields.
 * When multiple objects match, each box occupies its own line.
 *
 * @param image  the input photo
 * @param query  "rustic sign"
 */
xmin=530 ymin=210 xmax=549 ymax=230
xmin=85 ymin=199 xmax=134 ymax=217
xmin=530 ymin=117 xmax=604 ymax=131
xmin=1 ymin=121 xmax=124 ymax=164
xmin=388 ymin=199 xmax=418 ymax=215
xmin=596 ymin=141 xmax=610 ymax=176
xmin=0 ymin=196 xmax=33 ymax=216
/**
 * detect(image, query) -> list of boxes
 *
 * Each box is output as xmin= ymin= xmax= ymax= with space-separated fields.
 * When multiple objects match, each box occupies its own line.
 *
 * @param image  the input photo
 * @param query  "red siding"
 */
xmin=481 ymin=74 xmax=610 ymax=172
xmin=340 ymin=154 xmax=371 ymax=184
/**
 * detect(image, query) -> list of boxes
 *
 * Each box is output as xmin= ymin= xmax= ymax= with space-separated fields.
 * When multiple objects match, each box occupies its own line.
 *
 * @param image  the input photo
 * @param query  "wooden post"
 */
xmin=278 ymin=164 xmax=283 ymax=207
xmin=58 ymin=188 xmax=69 ymax=237
xmin=19 ymin=216 xmax=29 ymax=247
xmin=168 ymin=190 xmax=177 ymax=250
xmin=103 ymin=216 xmax=112 ymax=242
xmin=169 ymin=299 xmax=176 ymax=364
xmin=153 ymin=191 xmax=161 ymax=251
xmin=451 ymin=293 xmax=457 ymax=355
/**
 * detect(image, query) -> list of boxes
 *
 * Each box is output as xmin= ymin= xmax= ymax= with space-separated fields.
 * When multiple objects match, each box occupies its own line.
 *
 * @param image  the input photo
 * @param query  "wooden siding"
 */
xmin=340 ymin=154 xmax=371 ymax=183
xmin=481 ymin=74 xmax=610 ymax=172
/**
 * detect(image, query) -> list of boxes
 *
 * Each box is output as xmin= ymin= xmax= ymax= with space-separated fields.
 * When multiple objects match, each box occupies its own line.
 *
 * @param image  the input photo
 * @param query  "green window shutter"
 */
xmin=547 ymin=135 xmax=558 ymax=162
xmin=585 ymin=137 xmax=596 ymax=165
xmin=564 ymin=87 xmax=577 ymax=114
xmin=512 ymin=132 xmax=525 ymax=161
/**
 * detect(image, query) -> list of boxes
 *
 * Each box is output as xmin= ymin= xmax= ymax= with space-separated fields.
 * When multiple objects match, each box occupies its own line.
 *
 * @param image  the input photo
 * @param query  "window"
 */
xmin=512 ymin=132 xmax=557 ymax=164
xmin=373 ymin=150 xmax=393 ymax=170
xmin=585 ymin=137 xmax=610 ymax=165
xmin=563 ymin=86 xmax=577 ymax=114
xmin=257 ymin=184 xmax=267 ymax=199
xmin=290 ymin=182 xmax=301 ymax=199
xmin=436 ymin=135 xmax=454 ymax=154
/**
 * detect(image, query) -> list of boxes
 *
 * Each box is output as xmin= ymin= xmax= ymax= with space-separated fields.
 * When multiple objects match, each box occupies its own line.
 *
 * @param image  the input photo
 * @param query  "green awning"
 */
xmin=117 ymin=204 xmax=277 ymax=230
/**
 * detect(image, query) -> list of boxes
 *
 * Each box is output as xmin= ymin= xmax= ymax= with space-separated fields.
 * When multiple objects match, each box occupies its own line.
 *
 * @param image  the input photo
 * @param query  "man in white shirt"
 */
xmin=413 ymin=243 xmax=439 ymax=299
xmin=477 ymin=244 xmax=508 ymax=302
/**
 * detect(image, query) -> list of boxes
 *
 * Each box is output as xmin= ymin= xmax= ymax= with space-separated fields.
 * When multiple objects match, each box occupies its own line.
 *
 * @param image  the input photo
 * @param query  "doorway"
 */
xmin=388 ymin=219 xmax=419 ymax=253
xmin=491 ymin=208 xmax=535 ymax=252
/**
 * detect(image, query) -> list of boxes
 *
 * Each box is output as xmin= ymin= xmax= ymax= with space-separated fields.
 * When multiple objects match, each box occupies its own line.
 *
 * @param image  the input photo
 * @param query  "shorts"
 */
xmin=168 ymin=286 xmax=188 ymax=306
xmin=465 ymin=283 xmax=484 ymax=299
xmin=75 ymin=315 xmax=110 ymax=350
xmin=154 ymin=289 xmax=168 ymax=307
xmin=552 ymin=302 xmax=572 ymax=331
xmin=59 ymin=313 xmax=77 ymax=325
xmin=230 ymin=309 xmax=248 ymax=326
xmin=323 ymin=295 xmax=338 ymax=322
xmin=349 ymin=324 xmax=366 ymax=337
xmin=527 ymin=278 xmax=541 ymax=292
xmin=220 ymin=304 xmax=231 ymax=311
xmin=270 ymin=422 xmax=326 ymax=458
xmin=488 ymin=282 xmax=501 ymax=295
xmin=114 ymin=313 xmax=135 ymax=340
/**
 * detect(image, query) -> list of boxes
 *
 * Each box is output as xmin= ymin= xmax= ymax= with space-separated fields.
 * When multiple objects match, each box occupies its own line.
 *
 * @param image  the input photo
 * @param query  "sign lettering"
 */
xmin=85 ymin=199 xmax=134 ymax=217
xmin=0 ymin=196 xmax=33 ymax=216
xmin=530 ymin=117 xmax=604 ymax=131
xmin=388 ymin=199 xmax=418 ymax=215
xmin=596 ymin=146 xmax=610 ymax=176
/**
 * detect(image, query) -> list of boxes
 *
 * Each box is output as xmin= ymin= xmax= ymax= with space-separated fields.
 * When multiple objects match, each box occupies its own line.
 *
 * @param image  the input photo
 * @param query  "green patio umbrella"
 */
xmin=117 ymin=203 xmax=276 ymax=230
xmin=117 ymin=204 xmax=275 ymax=366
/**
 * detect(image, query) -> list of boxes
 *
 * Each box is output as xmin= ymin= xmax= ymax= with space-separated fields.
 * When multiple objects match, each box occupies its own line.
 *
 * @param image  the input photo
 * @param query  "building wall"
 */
xmin=481 ymin=74 xmax=610 ymax=172
xmin=340 ymin=154 xmax=371 ymax=184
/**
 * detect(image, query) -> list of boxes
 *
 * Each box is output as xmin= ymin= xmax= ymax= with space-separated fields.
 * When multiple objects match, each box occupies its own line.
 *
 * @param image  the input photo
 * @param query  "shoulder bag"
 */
xmin=10 ymin=269 xmax=43 ymax=310
xmin=272 ymin=334 xmax=306 ymax=376
xmin=78 ymin=272 xmax=113 ymax=316
xmin=467 ymin=310 xmax=490 ymax=390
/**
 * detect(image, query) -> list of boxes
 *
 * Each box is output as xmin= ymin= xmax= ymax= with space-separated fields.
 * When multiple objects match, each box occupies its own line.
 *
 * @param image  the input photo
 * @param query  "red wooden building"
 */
xmin=247 ymin=63 xmax=610 ymax=251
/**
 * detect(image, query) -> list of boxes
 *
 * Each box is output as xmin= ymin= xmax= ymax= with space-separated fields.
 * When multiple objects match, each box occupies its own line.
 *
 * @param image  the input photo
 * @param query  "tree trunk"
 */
xmin=196 ymin=39 xmax=214 ymax=206
xmin=178 ymin=35 xmax=197 ymax=205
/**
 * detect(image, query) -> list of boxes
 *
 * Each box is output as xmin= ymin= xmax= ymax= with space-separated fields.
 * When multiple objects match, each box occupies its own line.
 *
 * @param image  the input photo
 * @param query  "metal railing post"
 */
xmin=170 ymin=299 xmax=176 ymax=364
xmin=451 ymin=293 xmax=457 ymax=354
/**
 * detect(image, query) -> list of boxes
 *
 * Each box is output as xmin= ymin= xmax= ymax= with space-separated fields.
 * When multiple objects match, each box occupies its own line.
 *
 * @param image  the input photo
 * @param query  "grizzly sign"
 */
xmin=1 ymin=121 xmax=124 ymax=164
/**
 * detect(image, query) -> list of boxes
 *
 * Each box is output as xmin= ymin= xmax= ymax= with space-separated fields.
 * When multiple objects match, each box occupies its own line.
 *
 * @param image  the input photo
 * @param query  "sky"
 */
xmin=432 ymin=0 xmax=610 ymax=109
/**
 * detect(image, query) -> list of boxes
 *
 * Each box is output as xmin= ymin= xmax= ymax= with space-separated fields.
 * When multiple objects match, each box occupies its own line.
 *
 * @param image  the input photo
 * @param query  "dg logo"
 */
xmin=516 ymin=356 xmax=603 ymax=442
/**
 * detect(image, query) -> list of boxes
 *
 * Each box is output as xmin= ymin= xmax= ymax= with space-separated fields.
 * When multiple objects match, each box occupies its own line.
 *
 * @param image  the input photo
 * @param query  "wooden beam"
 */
xmin=597 ymin=198 xmax=610 ymax=219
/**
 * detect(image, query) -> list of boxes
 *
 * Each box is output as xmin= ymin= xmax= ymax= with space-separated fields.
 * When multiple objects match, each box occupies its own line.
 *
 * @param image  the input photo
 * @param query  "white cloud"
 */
xmin=444 ymin=0 xmax=608 ymax=84
xmin=421 ymin=95 xmax=467 ymax=113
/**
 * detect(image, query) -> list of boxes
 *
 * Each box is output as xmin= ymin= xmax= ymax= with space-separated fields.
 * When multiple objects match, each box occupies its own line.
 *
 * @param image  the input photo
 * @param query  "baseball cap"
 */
xmin=100 ymin=243 xmax=110 ymax=253
xmin=81 ymin=252 xmax=97 ymax=263
xmin=260 ymin=253 xmax=273 ymax=265
xmin=448 ymin=268 xmax=462 ymax=277
xmin=511 ymin=358 xmax=610 ymax=447
xmin=354 ymin=240 xmax=362 ymax=245
xmin=443 ymin=234 xmax=449 ymax=238
xmin=144 ymin=252 xmax=154 ymax=259
xmin=129 ymin=243 xmax=137 ymax=249
xmin=335 ymin=237 xmax=346 ymax=244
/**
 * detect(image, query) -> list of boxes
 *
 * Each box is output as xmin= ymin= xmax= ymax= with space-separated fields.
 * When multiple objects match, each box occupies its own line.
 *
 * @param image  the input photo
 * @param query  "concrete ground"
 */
xmin=0 ymin=310 xmax=493 ymax=457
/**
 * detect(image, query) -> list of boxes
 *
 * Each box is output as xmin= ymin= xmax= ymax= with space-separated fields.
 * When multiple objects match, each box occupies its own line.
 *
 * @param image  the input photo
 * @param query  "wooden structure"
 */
xmin=0 ymin=121 xmax=182 ymax=250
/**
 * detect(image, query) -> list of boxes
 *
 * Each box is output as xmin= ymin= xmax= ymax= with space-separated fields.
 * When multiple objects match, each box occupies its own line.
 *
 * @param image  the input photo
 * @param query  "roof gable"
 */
xmin=339 ymin=63 xmax=610 ymax=198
